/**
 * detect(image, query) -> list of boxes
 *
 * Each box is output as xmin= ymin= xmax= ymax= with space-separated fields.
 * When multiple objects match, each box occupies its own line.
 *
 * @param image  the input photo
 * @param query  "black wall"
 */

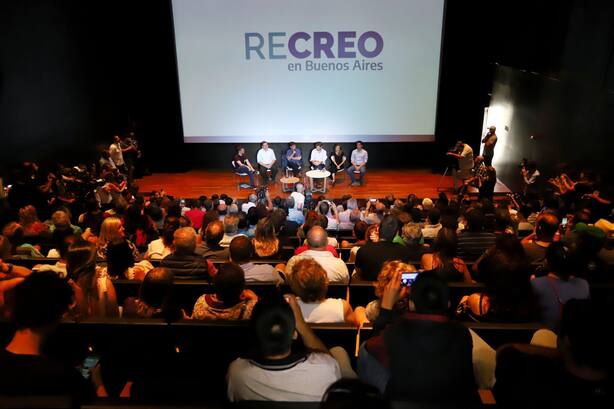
xmin=1 ymin=0 xmax=612 ymax=174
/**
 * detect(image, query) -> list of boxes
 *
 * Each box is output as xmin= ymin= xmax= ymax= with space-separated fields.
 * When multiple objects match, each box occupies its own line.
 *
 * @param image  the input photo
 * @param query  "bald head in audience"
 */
xmin=306 ymin=226 xmax=328 ymax=250
xmin=173 ymin=227 xmax=197 ymax=255
xmin=205 ymin=220 xmax=225 ymax=246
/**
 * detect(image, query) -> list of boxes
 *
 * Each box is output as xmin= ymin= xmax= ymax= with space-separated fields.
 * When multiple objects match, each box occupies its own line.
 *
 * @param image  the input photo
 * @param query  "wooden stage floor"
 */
xmin=137 ymin=168 xmax=510 ymax=199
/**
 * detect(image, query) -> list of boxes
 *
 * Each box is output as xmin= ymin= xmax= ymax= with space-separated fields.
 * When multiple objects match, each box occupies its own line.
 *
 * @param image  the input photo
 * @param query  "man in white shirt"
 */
xmin=219 ymin=214 xmax=246 ymax=247
xmin=256 ymin=141 xmax=277 ymax=184
xmin=227 ymin=295 xmax=342 ymax=402
xmin=241 ymin=194 xmax=257 ymax=213
xmin=310 ymin=142 xmax=327 ymax=170
xmin=447 ymin=141 xmax=474 ymax=192
xmin=109 ymin=135 xmax=127 ymax=173
xmin=290 ymin=183 xmax=305 ymax=211
xmin=286 ymin=227 xmax=349 ymax=283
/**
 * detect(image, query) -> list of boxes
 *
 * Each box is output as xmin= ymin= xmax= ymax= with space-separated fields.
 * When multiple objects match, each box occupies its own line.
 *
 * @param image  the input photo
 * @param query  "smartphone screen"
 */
xmin=79 ymin=354 xmax=101 ymax=379
xmin=401 ymin=272 xmax=418 ymax=287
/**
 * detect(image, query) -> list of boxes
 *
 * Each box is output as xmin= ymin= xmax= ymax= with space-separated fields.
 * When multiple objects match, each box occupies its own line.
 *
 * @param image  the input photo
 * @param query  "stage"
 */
xmin=137 ymin=168 xmax=511 ymax=199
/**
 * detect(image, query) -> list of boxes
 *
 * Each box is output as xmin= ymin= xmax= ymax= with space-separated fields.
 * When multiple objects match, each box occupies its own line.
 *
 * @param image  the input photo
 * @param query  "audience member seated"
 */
xmin=191 ymin=263 xmax=258 ymax=320
xmin=470 ymin=234 xmax=534 ymax=322
xmin=96 ymin=217 xmax=140 ymax=261
xmin=161 ymin=227 xmax=215 ymax=279
xmin=229 ymin=236 xmax=283 ymax=283
xmin=49 ymin=209 xmax=82 ymax=236
xmin=456 ymin=207 xmax=497 ymax=260
xmin=67 ymin=241 xmax=119 ymax=318
xmin=421 ymin=228 xmax=473 ymax=282
xmin=18 ymin=204 xmax=49 ymax=241
xmin=521 ymin=212 xmax=559 ymax=265
xmin=358 ymin=260 xmax=413 ymax=322
xmin=144 ymin=218 xmax=179 ymax=260
xmin=341 ymin=220 xmax=368 ymax=251
xmin=286 ymin=226 xmax=349 ymax=283
xmin=355 ymin=216 xmax=415 ymax=281
xmin=2 ymin=222 xmax=44 ymax=257
xmin=0 ymin=272 xmax=101 ymax=403
xmin=195 ymin=220 xmax=230 ymax=261
xmin=219 ymin=213 xmax=246 ymax=247
xmin=394 ymin=222 xmax=427 ymax=260
xmin=252 ymin=217 xmax=280 ymax=259
xmin=531 ymin=242 xmax=590 ymax=330
xmin=421 ymin=207 xmax=442 ymax=239
xmin=317 ymin=200 xmax=340 ymax=231
xmin=321 ymin=378 xmax=390 ymax=409
xmin=122 ymin=267 xmax=182 ymax=321
xmin=359 ymin=272 xmax=480 ymax=405
xmin=183 ymin=199 xmax=205 ymax=231
xmin=494 ymin=299 xmax=613 ymax=408
xmin=33 ymin=234 xmax=78 ymax=278
xmin=227 ymin=296 xmax=344 ymax=401
xmin=288 ymin=258 xmax=360 ymax=324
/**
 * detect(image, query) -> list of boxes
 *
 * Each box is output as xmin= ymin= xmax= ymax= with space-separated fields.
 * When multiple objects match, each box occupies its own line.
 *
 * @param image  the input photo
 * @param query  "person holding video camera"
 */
xmin=446 ymin=140 xmax=474 ymax=192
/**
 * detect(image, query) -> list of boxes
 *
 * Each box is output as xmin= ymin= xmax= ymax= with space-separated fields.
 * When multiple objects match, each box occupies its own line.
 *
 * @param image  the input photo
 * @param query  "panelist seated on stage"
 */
xmin=285 ymin=142 xmax=303 ymax=176
xmin=309 ymin=142 xmax=327 ymax=170
xmin=347 ymin=141 xmax=368 ymax=186
xmin=256 ymin=141 xmax=277 ymax=184
xmin=328 ymin=144 xmax=347 ymax=185
xmin=233 ymin=145 xmax=256 ymax=188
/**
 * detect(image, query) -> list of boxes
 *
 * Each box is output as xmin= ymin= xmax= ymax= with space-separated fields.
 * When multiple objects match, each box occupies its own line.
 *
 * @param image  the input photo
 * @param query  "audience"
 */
xmin=160 ymin=227 xmax=215 ymax=279
xmin=457 ymin=207 xmax=497 ymax=260
xmin=531 ymin=242 xmax=590 ymax=329
xmin=1 ymin=153 xmax=612 ymax=405
xmin=0 ymin=272 xmax=101 ymax=402
xmin=422 ymin=227 xmax=473 ymax=282
xmin=495 ymin=299 xmax=613 ymax=407
xmin=288 ymin=258 xmax=361 ymax=325
xmin=355 ymin=216 xmax=414 ymax=281
xmin=219 ymin=213 xmax=245 ymax=247
xmin=252 ymin=217 xmax=280 ymax=259
xmin=358 ymin=272 xmax=480 ymax=405
xmin=191 ymin=263 xmax=258 ymax=320
xmin=286 ymin=226 xmax=349 ymax=283
xmin=122 ymin=267 xmax=182 ymax=321
xmin=227 ymin=296 xmax=343 ymax=401
xmin=67 ymin=241 xmax=119 ymax=318
xmin=229 ymin=236 xmax=283 ymax=283
xmin=522 ymin=212 xmax=560 ymax=265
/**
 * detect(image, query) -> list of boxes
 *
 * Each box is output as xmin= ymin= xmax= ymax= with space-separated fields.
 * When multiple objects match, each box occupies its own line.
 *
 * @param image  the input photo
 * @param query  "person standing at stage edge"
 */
xmin=347 ymin=141 xmax=368 ymax=186
xmin=481 ymin=126 xmax=497 ymax=167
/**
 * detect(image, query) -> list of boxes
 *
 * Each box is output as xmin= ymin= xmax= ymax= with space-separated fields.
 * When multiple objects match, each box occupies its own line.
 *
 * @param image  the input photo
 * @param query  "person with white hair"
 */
xmin=285 ymin=227 xmax=349 ymax=283
xmin=241 ymin=194 xmax=258 ymax=213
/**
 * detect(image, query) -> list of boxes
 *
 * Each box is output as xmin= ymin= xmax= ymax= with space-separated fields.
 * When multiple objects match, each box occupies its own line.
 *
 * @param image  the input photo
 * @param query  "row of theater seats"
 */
xmin=0 ymin=317 xmax=537 ymax=409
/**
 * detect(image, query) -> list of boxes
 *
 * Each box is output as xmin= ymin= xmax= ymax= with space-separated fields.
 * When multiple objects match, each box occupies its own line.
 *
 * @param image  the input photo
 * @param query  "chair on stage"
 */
xmin=231 ymin=161 xmax=257 ymax=191
xmin=352 ymin=169 xmax=364 ymax=185
xmin=280 ymin=149 xmax=302 ymax=178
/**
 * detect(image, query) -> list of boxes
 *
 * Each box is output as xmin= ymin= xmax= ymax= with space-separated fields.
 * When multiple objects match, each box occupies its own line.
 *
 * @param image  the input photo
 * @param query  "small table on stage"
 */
xmin=279 ymin=176 xmax=300 ymax=193
xmin=306 ymin=170 xmax=331 ymax=193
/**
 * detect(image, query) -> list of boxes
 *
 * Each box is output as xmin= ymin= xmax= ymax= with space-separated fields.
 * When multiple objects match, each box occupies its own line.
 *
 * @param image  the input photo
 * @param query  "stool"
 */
xmin=334 ymin=168 xmax=346 ymax=184
xmin=353 ymin=170 xmax=364 ymax=185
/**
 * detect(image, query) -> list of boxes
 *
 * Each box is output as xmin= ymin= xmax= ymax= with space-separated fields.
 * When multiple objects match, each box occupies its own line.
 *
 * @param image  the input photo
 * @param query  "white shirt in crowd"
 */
xmin=227 ymin=352 xmax=341 ymax=401
xmin=109 ymin=143 xmax=124 ymax=166
xmin=257 ymin=148 xmax=276 ymax=166
xmin=286 ymin=250 xmax=349 ymax=283
xmin=240 ymin=262 xmax=282 ymax=283
xmin=310 ymin=148 xmax=327 ymax=164
xmin=145 ymin=238 xmax=172 ymax=260
xmin=290 ymin=192 xmax=305 ymax=210
xmin=297 ymin=298 xmax=345 ymax=323
xmin=422 ymin=223 xmax=443 ymax=239
xmin=241 ymin=202 xmax=256 ymax=213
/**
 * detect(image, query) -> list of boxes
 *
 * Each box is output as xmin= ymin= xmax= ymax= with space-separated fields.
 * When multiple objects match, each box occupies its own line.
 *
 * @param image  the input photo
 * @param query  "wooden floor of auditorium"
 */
xmin=138 ymin=168 xmax=511 ymax=199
